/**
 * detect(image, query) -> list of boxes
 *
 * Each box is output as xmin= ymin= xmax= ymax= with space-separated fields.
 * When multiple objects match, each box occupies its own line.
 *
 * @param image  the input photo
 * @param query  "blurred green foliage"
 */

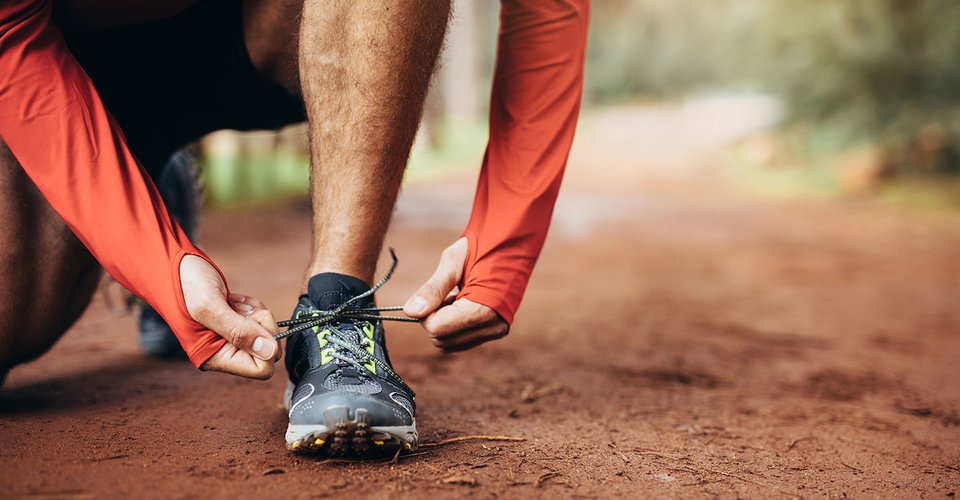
xmin=758 ymin=0 xmax=960 ymax=173
xmin=584 ymin=0 xmax=758 ymax=102
xmin=201 ymin=0 xmax=960 ymax=207
xmin=585 ymin=0 xmax=960 ymax=174
xmin=201 ymin=129 xmax=309 ymax=207
xmin=199 ymin=121 xmax=488 ymax=207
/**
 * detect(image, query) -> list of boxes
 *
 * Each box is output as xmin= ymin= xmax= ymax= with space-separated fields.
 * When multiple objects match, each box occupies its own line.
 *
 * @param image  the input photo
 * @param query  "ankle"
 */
xmin=303 ymin=266 xmax=374 ymax=292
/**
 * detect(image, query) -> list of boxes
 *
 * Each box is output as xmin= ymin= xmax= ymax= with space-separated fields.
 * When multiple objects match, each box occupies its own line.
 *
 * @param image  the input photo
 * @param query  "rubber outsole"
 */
xmin=283 ymin=382 xmax=418 ymax=456
xmin=285 ymin=414 xmax=418 ymax=455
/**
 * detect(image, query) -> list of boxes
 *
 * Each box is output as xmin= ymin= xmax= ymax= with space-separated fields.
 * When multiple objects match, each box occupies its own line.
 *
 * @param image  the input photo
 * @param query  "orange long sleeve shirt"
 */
xmin=459 ymin=0 xmax=589 ymax=324
xmin=0 ymin=0 xmax=226 ymax=365
xmin=0 ymin=0 xmax=588 ymax=367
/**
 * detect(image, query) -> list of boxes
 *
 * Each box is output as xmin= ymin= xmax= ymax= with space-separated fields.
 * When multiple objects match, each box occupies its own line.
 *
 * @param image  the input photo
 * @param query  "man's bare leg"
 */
xmin=0 ymin=139 xmax=102 ymax=385
xmin=298 ymin=0 xmax=450 ymax=285
xmin=244 ymin=0 xmax=451 ymax=454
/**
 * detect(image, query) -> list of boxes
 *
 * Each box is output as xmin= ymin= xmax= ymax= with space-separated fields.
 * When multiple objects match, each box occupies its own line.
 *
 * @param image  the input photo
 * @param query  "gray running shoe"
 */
xmin=282 ymin=272 xmax=418 ymax=456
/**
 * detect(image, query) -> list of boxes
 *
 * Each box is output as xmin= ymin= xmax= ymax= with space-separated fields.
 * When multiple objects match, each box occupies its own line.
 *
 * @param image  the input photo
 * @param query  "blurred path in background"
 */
xmin=2 ymin=101 xmax=958 ymax=498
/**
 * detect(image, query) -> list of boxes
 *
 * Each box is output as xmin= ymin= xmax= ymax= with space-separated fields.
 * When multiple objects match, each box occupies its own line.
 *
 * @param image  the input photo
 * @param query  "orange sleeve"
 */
xmin=0 ymin=0 xmax=225 ymax=366
xmin=458 ymin=0 xmax=589 ymax=324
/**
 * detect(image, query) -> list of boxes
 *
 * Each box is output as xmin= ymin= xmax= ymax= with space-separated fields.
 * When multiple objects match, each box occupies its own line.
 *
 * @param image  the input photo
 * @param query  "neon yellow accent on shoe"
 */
xmin=361 ymin=321 xmax=377 ymax=374
xmin=317 ymin=328 xmax=334 ymax=365
xmin=362 ymin=322 xmax=375 ymax=340
xmin=298 ymin=310 xmax=322 ymax=335
xmin=320 ymin=348 xmax=334 ymax=365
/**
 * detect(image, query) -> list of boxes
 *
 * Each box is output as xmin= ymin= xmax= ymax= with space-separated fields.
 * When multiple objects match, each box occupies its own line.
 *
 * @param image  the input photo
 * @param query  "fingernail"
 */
xmin=234 ymin=302 xmax=254 ymax=313
xmin=252 ymin=337 xmax=274 ymax=360
xmin=409 ymin=296 xmax=428 ymax=314
xmin=228 ymin=293 xmax=246 ymax=303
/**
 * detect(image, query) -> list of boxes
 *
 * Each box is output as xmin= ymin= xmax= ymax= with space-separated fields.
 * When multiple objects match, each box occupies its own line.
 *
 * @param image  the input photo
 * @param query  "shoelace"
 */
xmin=275 ymin=248 xmax=417 ymax=392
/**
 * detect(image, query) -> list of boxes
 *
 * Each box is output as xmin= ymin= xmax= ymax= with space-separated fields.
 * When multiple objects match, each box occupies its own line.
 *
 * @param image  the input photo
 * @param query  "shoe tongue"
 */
xmin=307 ymin=273 xmax=373 ymax=311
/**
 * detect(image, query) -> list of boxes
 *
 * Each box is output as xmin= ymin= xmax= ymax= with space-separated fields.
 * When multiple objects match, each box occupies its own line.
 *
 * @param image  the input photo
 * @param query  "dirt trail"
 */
xmin=2 ymin=101 xmax=959 ymax=498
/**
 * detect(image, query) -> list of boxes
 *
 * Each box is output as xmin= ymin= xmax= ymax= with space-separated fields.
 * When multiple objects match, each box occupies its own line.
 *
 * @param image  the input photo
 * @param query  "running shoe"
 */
xmin=138 ymin=148 xmax=202 ymax=358
xmin=281 ymin=271 xmax=418 ymax=455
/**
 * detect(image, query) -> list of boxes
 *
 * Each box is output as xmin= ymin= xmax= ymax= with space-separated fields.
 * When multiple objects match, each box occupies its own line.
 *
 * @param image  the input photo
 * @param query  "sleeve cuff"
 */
xmin=457 ymin=287 xmax=516 ymax=326
xmin=171 ymin=249 xmax=228 ymax=368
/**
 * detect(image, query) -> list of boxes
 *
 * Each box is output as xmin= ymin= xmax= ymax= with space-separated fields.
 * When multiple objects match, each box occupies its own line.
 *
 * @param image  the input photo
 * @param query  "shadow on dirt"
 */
xmin=0 ymin=357 xmax=194 ymax=415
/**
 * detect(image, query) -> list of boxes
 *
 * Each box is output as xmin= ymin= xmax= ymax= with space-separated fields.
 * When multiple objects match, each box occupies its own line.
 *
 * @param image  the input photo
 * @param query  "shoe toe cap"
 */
xmin=288 ymin=390 xmax=413 ymax=427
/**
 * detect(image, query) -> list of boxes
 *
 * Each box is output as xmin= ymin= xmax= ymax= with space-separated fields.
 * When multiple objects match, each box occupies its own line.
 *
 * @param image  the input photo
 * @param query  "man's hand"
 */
xmin=403 ymin=238 xmax=509 ymax=352
xmin=180 ymin=255 xmax=281 ymax=379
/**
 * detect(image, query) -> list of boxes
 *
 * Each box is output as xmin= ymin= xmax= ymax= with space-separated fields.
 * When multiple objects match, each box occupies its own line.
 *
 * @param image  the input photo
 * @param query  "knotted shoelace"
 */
xmin=275 ymin=248 xmax=418 ymax=392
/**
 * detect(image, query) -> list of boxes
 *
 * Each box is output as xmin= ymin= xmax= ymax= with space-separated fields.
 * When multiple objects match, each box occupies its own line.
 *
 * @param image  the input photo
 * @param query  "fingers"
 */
xmin=443 ymin=288 xmax=458 ymax=307
xmin=180 ymin=255 xmax=280 ymax=379
xmin=200 ymin=343 xmax=276 ymax=380
xmin=421 ymin=298 xmax=496 ymax=336
xmin=421 ymin=298 xmax=508 ymax=352
xmin=198 ymin=296 xmax=280 ymax=379
xmin=431 ymin=323 xmax=509 ymax=353
xmin=180 ymin=256 xmax=278 ymax=362
xmin=229 ymin=293 xmax=282 ymax=361
xmin=196 ymin=294 xmax=278 ymax=362
xmin=403 ymin=238 xmax=468 ymax=318
xmin=404 ymin=239 xmax=509 ymax=352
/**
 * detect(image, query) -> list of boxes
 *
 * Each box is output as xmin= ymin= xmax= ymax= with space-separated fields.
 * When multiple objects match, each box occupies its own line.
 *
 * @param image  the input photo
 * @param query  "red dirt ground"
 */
xmin=2 ymin=103 xmax=959 ymax=498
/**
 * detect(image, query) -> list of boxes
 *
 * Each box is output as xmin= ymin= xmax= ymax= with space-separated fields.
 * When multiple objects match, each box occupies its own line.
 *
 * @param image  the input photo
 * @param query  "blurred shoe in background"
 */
xmin=138 ymin=148 xmax=202 ymax=358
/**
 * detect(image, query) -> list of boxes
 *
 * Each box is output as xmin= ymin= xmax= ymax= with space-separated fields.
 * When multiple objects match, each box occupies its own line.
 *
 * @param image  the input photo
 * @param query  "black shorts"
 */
xmin=63 ymin=0 xmax=306 ymax=180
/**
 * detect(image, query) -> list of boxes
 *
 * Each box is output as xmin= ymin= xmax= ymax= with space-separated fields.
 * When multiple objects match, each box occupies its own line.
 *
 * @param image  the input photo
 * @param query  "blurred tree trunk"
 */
xmin=440 ymin=0 xmax=479 ymax=123
xmin=422 ymin=0 xmax=479 ymax=149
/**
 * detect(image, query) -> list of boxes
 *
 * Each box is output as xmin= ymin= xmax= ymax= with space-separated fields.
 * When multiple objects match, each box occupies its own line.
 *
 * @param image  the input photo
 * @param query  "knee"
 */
xmin=0 ymin=256 xmax=100 ymax=372
xmin=243 ymin=0 xmax=303 ymax=95
xmin=0 ymin=139 xmax=103 ymax=377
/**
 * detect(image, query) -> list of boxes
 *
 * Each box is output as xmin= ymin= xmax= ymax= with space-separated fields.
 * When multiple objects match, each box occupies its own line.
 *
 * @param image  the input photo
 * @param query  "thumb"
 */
xmin=229 ymin=293 xmax=282 ymax=361
xmin=404 ymin=238 xmax=468 ymax=318
xmin=198 ymin=297 xmax=279 ymax=361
